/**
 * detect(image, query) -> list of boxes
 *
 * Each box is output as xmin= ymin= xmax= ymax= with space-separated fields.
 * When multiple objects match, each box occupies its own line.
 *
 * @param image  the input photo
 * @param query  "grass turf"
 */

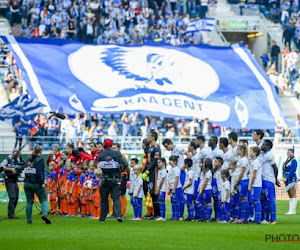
xmin=0 ymin=200 xmax=299 ymax=249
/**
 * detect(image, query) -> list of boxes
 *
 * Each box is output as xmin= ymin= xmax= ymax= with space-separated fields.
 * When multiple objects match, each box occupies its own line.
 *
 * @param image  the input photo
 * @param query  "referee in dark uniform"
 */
xmin=142 ymin=131 xmax=161 ymax=219
xmin=98 ymin=139 xmax=129 ymax=222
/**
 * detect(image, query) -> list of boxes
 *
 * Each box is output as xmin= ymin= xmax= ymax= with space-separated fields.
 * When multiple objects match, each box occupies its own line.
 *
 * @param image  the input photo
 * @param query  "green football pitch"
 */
xmin=0 ymin=200 xmax=299 ymax=249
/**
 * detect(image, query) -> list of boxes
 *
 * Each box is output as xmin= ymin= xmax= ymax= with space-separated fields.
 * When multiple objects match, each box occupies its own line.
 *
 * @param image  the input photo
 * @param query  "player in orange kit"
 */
xmin=57 ymin=158 xmax=68 ymax=216
xmin=77 ymin=165 xmax=86 ymax=217
xmin=48 ymin=162 xmax=58 ymax=215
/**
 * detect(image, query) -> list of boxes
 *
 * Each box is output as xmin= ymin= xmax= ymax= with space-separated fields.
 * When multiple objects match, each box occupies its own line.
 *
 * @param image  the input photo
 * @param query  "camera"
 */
xmin=4 ymin=159 xmax=25 ymax=177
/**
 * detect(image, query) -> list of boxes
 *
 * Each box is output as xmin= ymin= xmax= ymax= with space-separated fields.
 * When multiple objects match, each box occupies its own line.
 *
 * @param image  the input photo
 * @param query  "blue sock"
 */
xmin=230 ymin=205 xmax=233 ymax=219
xmin=133 ymin=205 xmax=137 ymax=218
xmin=264 ymin=202 xmax=270 ymax=222
xmin=220 ymin=203 xmax=224 ymax=221
xmin=249 ymin=201 xmax=254 ymax=219
xmin=139 ymin=205 xmax=143 ymax=218
xmin=206 ymin=204 xmax=212 ymax=220
xmin=224 ymin=204 xmax=230 ymax=222
xmin=241 ymin=199 xmax=249 ymax=221
xmin=180 ymin=202 xmax=185 ymax=218
xmin=261 ymin=198 xmax=266 ymax=221
xmin=202 ymin=204 xmax=207 ymax=220
xmin=270 ymin=200 xmax=277 ymax=222
xmin=188 ymin=205 xmax=194 ymax=219
xmin=174 ymin=203 xmax=180 ymax=219
xmin=171 ymin=204 xmax=175 ymax=218
xmin=253 ymin=200 xmax=261 ymax=223
xmin=233 ymin=205 xmax=240 ymax=219
xmin=213 ymin=198 xmax=220 ymax=219
xmin=159 ymin=201 xmax=166 ymax=218
xmin=194 ymin=200 xmax=200 ymax=218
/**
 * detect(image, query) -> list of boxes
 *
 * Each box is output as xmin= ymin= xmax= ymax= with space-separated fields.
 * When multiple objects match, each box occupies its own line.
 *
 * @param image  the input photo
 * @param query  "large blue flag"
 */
xmin=0 ymin=94 xmax=45 ymax=126
xmin=1 ymin=36 xmax=287 ymax=129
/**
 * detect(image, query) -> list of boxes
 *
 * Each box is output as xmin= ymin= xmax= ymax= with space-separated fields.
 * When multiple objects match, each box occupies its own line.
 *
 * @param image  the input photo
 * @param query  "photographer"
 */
xmin=0 ymin=149 xmax=24 ymax=219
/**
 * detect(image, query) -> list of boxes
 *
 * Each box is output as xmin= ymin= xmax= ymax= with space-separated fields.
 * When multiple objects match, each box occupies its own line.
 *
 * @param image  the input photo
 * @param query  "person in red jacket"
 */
xmin=47 ymin=146 xmax=62 ymax=167
xmin=89 ymin=142 xmax=98 ymax=161
xmin=66 ymin=143 xmax=75 ymax=162
xmin=96 ymin=142 xmax=104 ymax=153
xmin=72 ymin=149 xmax=91 ymax=166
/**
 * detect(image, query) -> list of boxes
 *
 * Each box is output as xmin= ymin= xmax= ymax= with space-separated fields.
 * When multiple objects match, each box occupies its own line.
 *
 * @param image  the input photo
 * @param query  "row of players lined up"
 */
xmin=43 ymin=130 xmax=298 ymax=223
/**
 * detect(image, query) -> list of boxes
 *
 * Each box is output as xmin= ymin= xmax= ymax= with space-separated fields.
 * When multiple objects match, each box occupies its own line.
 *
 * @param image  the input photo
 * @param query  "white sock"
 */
xmin=288 ymin=198 xmax=292 ymax=212
xmin=292 ymin=198 xmax=297 ymax=213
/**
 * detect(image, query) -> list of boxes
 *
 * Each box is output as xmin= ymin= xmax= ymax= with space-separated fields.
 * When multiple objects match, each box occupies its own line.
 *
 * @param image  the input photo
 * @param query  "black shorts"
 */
xmin=120 ymin=177 xmax=128 ymax=196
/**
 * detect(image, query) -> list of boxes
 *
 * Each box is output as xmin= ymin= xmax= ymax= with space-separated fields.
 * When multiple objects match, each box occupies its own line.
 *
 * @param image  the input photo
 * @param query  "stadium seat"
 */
xmin=159 ymin=128 xmax=166 ymax=135
xmin=113 ymin=114 xmax=121 ymax=120
xmin=190 ymin=10 xmax=196 ymax=18
xmin=259 ymin=5 xmax=266 ymax=13
xmin=264 ymin=11 xmax=270 ymax=18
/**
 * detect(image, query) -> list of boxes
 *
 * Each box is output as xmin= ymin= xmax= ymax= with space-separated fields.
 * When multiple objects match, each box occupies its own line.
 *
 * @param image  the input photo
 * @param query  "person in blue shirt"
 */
xmin=282 ymin=148 xmax=298 ymax=215
xmin=261 ymin=50 xmax=269 ymax=71
xmin=13 ymin=121 xmax=26 ymax=149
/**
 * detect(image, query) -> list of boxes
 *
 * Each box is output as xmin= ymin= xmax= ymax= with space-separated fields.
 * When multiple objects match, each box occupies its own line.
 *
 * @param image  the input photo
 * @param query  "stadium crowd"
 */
xmin=3 ymin=0 xmax=213 ymax=46
xmin=37 ymin=130 xmax=298 ymax=223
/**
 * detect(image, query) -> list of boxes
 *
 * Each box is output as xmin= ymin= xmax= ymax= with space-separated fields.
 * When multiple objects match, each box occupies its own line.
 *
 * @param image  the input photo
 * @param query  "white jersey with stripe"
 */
xmin=261 ymin=150 xmax=276 ymax=184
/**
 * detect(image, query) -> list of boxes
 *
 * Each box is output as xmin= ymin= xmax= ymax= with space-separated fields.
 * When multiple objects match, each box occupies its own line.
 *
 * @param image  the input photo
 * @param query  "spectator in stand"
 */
xmin=238 ymin=0 xmax=246 ymax=16
xmin=177 ymin=119 xmax=187 ymax=132
xmin=267 ymin=63 xmax=278 ymax=94
xmin=270 ymin=3 xmax=280 ymax=23
xmin=128 ymin=113 xmax=138 ymax=136
xmin=261 ymin=50 xmax=269 ymax=71
xmin=270 ymin=41 xmax=281 ymax=71
xmin=166 ymin=126 xmax=176 ymax=139
xmin=188 ymin=118 xmax=200 ymax=136
xmin=200 ymin=0 xmax=209 ymax=18
xmin=93 ymin=123 xmax=104 ymax=142
xmin=13 ymin=121 xmax=26 ymax=149
xmin=286 ymin=51 xmax=298 ymax=82
xmin=179 ymin=127 xmax=189 ymax=142
xmin=274 ymin=120 xmax=284 ymax=144
xmin=282 ymin=26 xmax=293 ymax=51
xmin=29 ymin=4 xmax=40 ymax=26
xmin=108 ymin=121 xmax=118 ymax=138
xmin=67 ymin=119 xmax=77 ymax=147
xmin=201 ymin=118 xmax=211 ymax=137
xmin=46 ymin=116 xmax=59 ymax=147
xmin=149 ymin=118 xmax=158 ymax=131
xmin=140 ymin=117 xmax=149 ymax=140
xmin=212 ymin=124 xmax=221 ymax=136
xmin=10 ymin=0 xmax=20 ymax=26
xmin=289 ymin=12 xmax=297 ymax=38
xmin=74 ymin=114 xmax=84 ymax=137
xmin=36 ymin=113 xmax=47 ymax=136
xmin=81 ymin=127 xmax=92 ymax=146
xmin=280 ymin=1 xmax=290 ymax=29
xmin=59 ymin=114 xmax=70 ymax=146
xmin=282 ymin=44 xmax=291 ymax=73
xmin=121 ymin=112 xmax=131 ymax=137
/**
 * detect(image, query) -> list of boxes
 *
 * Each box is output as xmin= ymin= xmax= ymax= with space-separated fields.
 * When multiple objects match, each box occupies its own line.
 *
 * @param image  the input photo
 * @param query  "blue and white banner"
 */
xmin=186 ymin=18 xmax=215 ymax=33
xmin=0 ymin=94 xmax=45 ymax=126
xmin=1 ymin=36 xmax=287 ymax=128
